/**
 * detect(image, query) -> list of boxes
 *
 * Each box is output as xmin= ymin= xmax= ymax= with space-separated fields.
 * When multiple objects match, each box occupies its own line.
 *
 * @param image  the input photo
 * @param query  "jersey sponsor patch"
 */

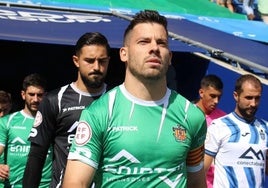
xmin=75 ymin=121 xmax=92 ymax=146
xmin=33 ymin=111 xmax=42 ymax=127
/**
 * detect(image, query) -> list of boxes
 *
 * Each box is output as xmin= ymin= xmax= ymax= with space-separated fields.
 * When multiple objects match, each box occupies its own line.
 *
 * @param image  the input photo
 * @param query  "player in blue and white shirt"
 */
xmin=204 ymin=74 xmax=268 ymax=188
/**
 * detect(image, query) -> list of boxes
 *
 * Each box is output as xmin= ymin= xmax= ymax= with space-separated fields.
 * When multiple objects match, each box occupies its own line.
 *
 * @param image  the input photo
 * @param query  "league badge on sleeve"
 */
xmin=75 ymin=121 xmax=92 ymax=146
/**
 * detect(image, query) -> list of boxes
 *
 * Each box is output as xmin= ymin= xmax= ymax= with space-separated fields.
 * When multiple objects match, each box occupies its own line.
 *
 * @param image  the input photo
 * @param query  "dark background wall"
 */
xmin=0 ymin=40 xmax=211 ymax=115
xmin=1 ymin=39 xmax=267 ymax=120
xmin=0 ymin=40 xmax=126 ymax=110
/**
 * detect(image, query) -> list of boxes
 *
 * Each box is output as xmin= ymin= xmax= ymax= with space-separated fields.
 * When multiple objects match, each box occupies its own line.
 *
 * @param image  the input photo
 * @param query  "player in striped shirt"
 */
xmin=204 ymin=74 xmax=268 ymax=188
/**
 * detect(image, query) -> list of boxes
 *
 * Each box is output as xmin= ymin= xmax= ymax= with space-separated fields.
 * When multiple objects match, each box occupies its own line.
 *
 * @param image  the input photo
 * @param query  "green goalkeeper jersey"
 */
xmin=68 ymin=85 xmax=207 ymax=187
xmin=0 ymin=110 xmax=52 ymax=188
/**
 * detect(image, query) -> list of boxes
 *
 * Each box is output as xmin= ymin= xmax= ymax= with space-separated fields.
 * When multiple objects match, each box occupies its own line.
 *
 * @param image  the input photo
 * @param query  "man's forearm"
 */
xmin=22 ymin=143 xmax=48 ymax=188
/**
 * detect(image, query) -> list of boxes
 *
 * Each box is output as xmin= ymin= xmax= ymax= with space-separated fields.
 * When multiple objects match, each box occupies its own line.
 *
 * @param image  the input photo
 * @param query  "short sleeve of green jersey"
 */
xmin=187 ymin=104 xmax=207 ymax=150
xmin=170 ymin=92 xmax=207 ymax=169
xmin=0 ymin=117 xmax=8 ymax=171
xmin=68 ymin=95 xmax=109 ymax=169
xmin=0 ymin=116 xmax=8 ymax=148
xmin=171 ymin=92 xmax=207 ymax=151
xmin=183 ymin=102 xmax=207 ymax=169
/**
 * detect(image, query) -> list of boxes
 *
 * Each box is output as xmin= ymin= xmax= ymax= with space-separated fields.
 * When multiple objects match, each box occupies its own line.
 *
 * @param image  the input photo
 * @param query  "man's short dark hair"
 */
xmin=75 ymin=32 xmax=111 ymax=56
xmin=22 ymin=73 xmax=47 ymax=91
xmin=0 ymin=90 xmax=12 ymax=104
xmin=200 ymin=74 xmax=223 ymax=91
xmin=235 ymin=74 xmax=262 ymax=95
xmin=123 ymin=10 xmax=168 ymax=45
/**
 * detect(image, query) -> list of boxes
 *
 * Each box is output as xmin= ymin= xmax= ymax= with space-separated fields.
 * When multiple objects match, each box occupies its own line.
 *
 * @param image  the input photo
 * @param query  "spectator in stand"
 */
xmin=258 ymin=0 xmax=268 ymax=24
xmin=217 ymin=0 xmax=235 ymax=12
xmin=242 ymin=0 xmax=255 ymax=20
xmin=194 ymin=74 xmax=226 ymax=188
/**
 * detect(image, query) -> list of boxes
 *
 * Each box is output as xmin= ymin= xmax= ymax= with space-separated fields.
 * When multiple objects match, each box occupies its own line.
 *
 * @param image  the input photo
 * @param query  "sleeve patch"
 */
xmin=33 ymin=111 xmax=43 ymax=127
xmin=75 ymin=121 xmax=92 ymax=146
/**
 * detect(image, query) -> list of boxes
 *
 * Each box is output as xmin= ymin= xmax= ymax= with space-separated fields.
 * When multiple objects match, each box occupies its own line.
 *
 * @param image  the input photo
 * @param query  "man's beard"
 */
xmin=237 ymin=105 xmax=257 ymax=122
xmin=26 ymin=102 xmax=39 ymax=116
xmin=81 ymin=72 xmax=104 ymax=89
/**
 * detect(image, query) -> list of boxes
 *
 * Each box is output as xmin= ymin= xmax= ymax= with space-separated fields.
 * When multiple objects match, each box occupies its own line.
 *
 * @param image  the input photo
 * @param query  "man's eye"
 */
xmin=99 ymin=59 xmax=109 ymax=64
xmin=157 ymin=41 xmax=168 ymax=47
xmin=86 ymin=59 xmax=95 ymax=64
xmin=138 ymin=40 xmax=149 ymax=44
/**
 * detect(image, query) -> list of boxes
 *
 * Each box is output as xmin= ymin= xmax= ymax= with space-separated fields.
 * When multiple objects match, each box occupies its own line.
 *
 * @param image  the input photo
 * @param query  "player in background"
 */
xmin=204 ymin=74 xmax=268 ymax=188
xmin=23 ymin=32 xmax=111 ymax=188
xmin=0 ymin=73 xmax=52 ymax=187
xmin=194 ymin=74 xmax=226 ymax=187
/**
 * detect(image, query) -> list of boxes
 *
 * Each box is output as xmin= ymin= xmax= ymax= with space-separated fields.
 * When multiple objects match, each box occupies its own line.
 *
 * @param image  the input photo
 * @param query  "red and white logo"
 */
xmin=75 ymin=121 xmax=92 ymax=146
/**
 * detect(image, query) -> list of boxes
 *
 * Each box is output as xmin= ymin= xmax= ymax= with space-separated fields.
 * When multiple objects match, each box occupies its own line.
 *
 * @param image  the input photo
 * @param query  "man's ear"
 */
xmin=120 ymin=47 xmax=127 ymax=62
xmin=233 ymin=91 xmax=238 ymax=102
xmin=21 ymin=90 xmax=26 ymax=101
xmin=199 ymin=88 xmax=204 ymax=98
xmin=72 ymin=55 xmax=79 ymax=68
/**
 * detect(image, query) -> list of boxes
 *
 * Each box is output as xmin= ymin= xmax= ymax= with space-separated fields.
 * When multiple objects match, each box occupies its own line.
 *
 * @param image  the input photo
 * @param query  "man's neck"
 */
xmin=73 ymin=81 xmax=105 ymax=94
xmin=124 ymin=80 xmax=167 ymax=101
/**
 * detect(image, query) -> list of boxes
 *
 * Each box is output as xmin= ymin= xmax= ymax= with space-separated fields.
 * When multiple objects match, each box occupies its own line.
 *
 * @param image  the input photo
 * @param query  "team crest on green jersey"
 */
xmin=172 ymin=125 xmax=186 ymax=142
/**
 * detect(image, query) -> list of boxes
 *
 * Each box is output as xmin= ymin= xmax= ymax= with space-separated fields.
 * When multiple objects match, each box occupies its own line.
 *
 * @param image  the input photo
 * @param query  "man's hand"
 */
xmin=0 ymin=164 xmax=9 ymax=181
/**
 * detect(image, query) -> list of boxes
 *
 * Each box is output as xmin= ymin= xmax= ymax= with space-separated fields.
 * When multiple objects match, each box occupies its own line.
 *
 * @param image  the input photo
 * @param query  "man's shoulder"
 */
xmin=255 ymin=117 xmax=268 ymax=126
xmin=0 ymin=111 xmax=24 ymax=129
xmin=214 ymin=108 xmax=226 ymax=114
xmin=209 ymin=113 xmax=233 ymax=127
xmin=43 ymin=84 xmax=76 ymax=105
xmin=4 ymin=111 xmax=21 ymax=120
xmin=169 ymin=91 xmax=205 ymax=122
xmin=209 ymin=108 xmax=226 ymax=118
xmin=87 ymin=86 xmax=120 ymax=106
xmin=46 ymin=84 xmax=70 ymax=96
xmin=173 ymin=92 xmax=201 ymax=111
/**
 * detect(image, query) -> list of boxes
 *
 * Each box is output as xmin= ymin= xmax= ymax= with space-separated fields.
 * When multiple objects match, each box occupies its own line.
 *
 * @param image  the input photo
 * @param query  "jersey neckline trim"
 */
xmin=70 ymin=82 xmax=107 ymax=97
xmin=119 ymin=84 xmax=171 ymax=106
